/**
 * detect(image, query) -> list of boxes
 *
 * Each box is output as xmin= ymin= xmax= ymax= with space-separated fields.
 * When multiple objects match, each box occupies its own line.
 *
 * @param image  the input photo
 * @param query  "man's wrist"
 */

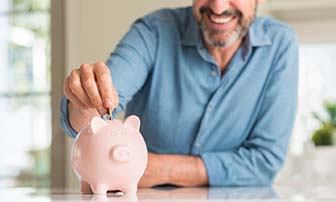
xmin=68 ymin=100 xmax=99 ymax=132
xmin=155 ymin=154 xmax=172 ymax=184
xmin=162 ymin=154 xmax=208 ymax=186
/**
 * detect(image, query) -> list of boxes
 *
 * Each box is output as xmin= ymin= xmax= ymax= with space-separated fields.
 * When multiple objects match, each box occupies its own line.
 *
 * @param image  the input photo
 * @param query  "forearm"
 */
xmin=163 ymin=154 xmax=208 ymax=187
xmin=68 ymin=101 xmax=99 ymax=132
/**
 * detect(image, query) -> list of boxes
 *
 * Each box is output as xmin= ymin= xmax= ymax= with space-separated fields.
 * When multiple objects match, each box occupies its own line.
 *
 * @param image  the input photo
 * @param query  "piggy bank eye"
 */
xmin=109 ymin=130 xmax=127 ymax=136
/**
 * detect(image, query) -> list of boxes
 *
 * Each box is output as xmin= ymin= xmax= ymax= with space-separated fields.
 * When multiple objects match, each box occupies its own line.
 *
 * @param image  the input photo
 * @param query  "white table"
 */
xmin=0 ymin=185 xmax=335 ymax=202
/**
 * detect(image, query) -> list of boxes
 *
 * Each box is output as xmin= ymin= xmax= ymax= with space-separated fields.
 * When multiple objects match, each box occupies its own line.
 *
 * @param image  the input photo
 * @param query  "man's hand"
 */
xmin=64 ymin=62 xmax=119 ymax=114
xmin=138 ymin=153 xmax=209 ymax=188
xmin=63 ymin=62 xmax=119 ymax=132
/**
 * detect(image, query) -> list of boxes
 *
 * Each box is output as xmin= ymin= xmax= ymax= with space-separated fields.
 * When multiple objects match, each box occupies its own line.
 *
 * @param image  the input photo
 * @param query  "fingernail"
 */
xmin=98 ymin=107 xmax=106 ymax=115
xmin=104 ymin=98 xmax=113 ymax=107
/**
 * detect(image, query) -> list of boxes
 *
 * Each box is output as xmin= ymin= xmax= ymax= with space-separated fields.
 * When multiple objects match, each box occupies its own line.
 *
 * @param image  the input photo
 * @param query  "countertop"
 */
xmin=1 ymin=185 xmax=336 ymax=202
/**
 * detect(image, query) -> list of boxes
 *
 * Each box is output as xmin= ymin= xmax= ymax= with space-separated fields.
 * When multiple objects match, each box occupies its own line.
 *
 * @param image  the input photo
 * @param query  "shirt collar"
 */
xmin=248 ymin=18 xmax=272 ymax=47
xmin=182 ymin=11 xmax=272 ymax=48
xmin=181 ymin=9 xmax=201 ymax=46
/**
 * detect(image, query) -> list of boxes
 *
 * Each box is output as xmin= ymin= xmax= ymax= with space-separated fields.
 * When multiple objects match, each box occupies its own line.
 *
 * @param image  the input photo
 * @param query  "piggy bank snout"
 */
xmin=111 ymin=145 xmax=133 ymax=162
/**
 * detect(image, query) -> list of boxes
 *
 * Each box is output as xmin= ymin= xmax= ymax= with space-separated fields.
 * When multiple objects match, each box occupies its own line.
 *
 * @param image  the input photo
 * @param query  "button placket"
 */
xmin=208 ymin=66 xmax=220 ymax=92
xmin=192 ymin=101 xmax=215 ymax=153
xmin=211 ymin=69 xmax=217 ymax=77
xmin=192 ymin=45 xmax=249 ymax=155
xmin=207 ymin=104 xmax=213 ymax=112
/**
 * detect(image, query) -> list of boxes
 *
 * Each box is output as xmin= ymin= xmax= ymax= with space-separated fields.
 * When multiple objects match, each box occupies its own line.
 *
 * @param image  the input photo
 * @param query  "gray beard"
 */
xmin=201 ymin=21 xmax=248 ymax=48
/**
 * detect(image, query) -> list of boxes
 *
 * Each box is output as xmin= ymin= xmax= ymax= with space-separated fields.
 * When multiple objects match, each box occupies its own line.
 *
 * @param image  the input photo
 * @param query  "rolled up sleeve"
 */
xmin=59 ymin=96 xmax=78 ymax=138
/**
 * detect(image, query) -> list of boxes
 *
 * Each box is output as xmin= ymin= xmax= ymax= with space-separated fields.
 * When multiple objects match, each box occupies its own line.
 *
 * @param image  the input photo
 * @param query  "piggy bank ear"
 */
xmin=123 ymin=115 xmax=140 ymax=131
xmin=90 ymin=116 xmax=107 ymax=134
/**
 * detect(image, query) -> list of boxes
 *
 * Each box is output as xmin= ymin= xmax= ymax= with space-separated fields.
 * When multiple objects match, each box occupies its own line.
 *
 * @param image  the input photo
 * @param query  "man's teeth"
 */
xmin=209 ymin=15 xmax=233 ymax=24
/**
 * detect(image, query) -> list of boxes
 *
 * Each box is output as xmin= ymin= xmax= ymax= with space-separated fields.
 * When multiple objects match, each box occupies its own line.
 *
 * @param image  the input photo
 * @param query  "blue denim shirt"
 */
xmin=60 ymin=7 xmax=298 ymax=186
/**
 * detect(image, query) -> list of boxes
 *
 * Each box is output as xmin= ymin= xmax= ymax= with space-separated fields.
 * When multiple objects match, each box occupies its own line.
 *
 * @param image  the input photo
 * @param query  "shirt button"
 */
xmin=196 ymin=143 xmax=202 ymax=149
xmin=211 ymin=70 xmax=217 ymax=77
xmin=207 ymin=104 xmax=213 ymax=112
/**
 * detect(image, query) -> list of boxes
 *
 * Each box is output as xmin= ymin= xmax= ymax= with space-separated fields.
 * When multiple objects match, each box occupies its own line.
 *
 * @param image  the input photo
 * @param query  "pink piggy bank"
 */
xmin=71 ymin=115 xmax=148 ymax=195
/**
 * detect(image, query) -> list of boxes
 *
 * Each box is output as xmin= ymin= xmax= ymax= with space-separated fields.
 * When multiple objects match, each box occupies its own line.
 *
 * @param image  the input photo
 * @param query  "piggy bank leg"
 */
xmin=123 ymin=184 xmax=137 ymax=202
xmin=123 ymin=183 xmax=137 ymax=194
xmin=91 ymin=183 xmax=109 ymax=195
xmin=80 ymin=180 xmax=93 ymax=194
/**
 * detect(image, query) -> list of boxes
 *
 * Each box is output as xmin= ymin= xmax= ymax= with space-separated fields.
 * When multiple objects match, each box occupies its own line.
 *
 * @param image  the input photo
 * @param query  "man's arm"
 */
xmin=139 ymin=153 xmax=208 ymax=188
xmin=68 ymin=101 xmax=99 ymax=132
xmin=60 ymin=18 xmax=157 ymax=137
xmin=139 ymin=31 xmax=299 ymax=187
xmin=167 ymin=154 xmax=208 ymax=186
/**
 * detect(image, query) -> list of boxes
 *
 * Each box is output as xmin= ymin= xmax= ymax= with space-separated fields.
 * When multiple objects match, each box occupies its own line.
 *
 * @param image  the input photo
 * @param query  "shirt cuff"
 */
xmin=59 ymin=96 xmax=79 ymax=138
xmin=200 ymin=152 xmax=230 ymax=187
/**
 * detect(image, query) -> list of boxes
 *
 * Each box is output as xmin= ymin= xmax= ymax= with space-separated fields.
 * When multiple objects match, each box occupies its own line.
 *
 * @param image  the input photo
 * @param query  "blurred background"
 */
xmin=0 ymin=0 xmax=336 ymax=190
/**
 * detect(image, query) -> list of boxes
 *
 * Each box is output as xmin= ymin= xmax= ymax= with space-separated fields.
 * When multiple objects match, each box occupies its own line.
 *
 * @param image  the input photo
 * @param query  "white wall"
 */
xmin=0 ymin=2 xmax=9 ymax=93
xmin=65 ymin=0 xmax=192 ymax=71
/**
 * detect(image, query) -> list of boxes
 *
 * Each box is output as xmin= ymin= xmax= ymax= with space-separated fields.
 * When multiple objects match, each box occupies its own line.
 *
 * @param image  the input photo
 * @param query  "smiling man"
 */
xmin=60 ymin=0 xmax=298 ymax=188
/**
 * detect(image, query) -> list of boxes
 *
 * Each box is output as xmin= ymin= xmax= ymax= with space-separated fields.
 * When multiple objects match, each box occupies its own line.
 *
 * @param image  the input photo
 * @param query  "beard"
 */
xmin=199 ymin=6 xmax=257 ymax=48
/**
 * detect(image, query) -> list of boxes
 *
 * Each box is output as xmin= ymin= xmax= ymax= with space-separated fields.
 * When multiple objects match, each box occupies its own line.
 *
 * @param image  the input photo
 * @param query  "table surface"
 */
xmin=1 ymin=185 xmax=335 ymax=202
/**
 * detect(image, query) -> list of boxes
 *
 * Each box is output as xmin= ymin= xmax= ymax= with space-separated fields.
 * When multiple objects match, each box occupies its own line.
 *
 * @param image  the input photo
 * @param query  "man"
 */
xmin=60 ymin=0 xmax=298 ymax=187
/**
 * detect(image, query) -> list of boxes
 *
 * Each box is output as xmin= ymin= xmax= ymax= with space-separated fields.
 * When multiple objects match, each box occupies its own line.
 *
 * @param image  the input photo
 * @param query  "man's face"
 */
xmin=193 ymin=0 xmax=259 ymax=48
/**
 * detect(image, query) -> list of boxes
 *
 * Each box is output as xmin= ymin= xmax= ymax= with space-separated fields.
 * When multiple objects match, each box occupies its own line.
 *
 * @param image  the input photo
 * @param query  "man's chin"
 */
xmin=203 ymin=31 xmax=237 ymax=48
xmin=206 ymin=40 xmax=230 ymax=48
xmin=204 ymin=25 xmax=249 ymax=48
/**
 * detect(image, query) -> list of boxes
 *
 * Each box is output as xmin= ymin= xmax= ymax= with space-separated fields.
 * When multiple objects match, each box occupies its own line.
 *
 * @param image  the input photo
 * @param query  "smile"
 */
xmin=209 ymin=15 xmax=234 ymax=24
xmin=208 ymin=15 xmax=235 ymax=24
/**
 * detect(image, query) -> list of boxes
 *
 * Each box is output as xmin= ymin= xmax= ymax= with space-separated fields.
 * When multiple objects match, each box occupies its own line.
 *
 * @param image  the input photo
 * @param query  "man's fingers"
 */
xmin=80 ymin=64 xmax=104 ymax=112
xmin=63 ymin=77 xmax=87 ymax=109
xmin=112 ymin=86 xmax=119 ymax=109
xmin=63 ymin=62 xmax=118 ymax=115
xmin=93 ymin=62 xmax=115 ymax=109
xmin=68 ymin=69 xmax=94 ymax=108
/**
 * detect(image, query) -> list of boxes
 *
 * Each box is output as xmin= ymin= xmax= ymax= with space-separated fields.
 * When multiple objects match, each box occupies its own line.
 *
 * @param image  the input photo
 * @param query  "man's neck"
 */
xmin=205 ymin=39 xmax=242 ymax=75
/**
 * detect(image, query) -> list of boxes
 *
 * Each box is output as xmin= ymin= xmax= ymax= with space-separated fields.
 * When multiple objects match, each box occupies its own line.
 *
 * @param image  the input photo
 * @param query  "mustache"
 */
xmin=199 ymin=6 xmax=242 ymax=18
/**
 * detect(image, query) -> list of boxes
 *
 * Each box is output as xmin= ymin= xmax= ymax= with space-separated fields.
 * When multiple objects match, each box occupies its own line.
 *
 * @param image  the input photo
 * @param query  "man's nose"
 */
xmin=209 ymin=0 xmax=230 ymax=15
